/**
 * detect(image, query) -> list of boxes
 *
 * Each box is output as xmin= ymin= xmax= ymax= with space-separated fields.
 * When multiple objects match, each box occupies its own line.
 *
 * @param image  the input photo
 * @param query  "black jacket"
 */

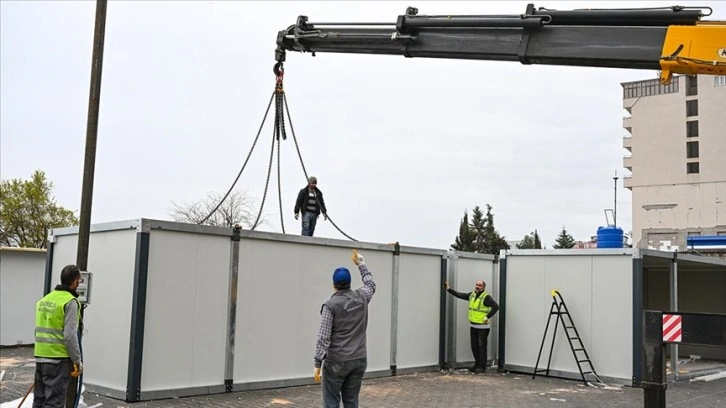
xmin=294 ymin=186 xmax=327 ymax=215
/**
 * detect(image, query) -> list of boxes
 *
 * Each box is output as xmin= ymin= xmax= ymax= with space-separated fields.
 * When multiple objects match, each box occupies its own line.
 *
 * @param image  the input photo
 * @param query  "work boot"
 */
xmin=468 ymin=365 xmax=478 ymax=373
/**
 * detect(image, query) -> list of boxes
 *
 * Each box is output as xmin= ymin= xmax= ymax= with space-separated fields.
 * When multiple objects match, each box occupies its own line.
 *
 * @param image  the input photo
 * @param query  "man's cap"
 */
xmin=333 ymin=267 xmax=351 ymax=284
xmin=308 ymin=176 xmax=317 ymax=184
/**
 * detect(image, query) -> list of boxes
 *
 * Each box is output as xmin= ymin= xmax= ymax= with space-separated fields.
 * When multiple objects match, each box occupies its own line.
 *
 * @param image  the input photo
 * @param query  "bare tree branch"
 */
xmin=169 ymin=190 xmax=269 ymax=229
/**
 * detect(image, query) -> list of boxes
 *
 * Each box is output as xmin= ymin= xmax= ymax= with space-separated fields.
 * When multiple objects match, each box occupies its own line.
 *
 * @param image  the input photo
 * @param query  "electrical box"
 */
xmin=78 ymin=271 xmax=93 ymax=304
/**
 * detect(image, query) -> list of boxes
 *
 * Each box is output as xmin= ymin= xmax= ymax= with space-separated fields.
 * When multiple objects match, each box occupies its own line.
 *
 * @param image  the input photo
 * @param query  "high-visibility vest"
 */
xmin=468 ymin=291 xmax=491 ymax=324
xmin=34 ymin=290 xmax=79 ymax=358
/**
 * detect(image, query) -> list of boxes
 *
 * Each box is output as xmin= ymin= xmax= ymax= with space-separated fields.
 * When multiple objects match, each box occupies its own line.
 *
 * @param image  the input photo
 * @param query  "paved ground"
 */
xmin=2 ymin=346 xmax=725 ymax=407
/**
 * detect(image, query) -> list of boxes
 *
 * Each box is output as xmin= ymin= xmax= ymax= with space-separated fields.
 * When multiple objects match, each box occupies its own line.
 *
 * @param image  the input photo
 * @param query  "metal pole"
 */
xmin=669 ymin=258 xmax=679 ymax=380
xmin=613 ymin=171 xmax=618 ymax=227
xmin=76 ymin=0 xmax=108 ymax=271
xmin=642 ymin=311 xmax=667 ymax=408
xmin=70 ymin=2 xmax=107 ymax=407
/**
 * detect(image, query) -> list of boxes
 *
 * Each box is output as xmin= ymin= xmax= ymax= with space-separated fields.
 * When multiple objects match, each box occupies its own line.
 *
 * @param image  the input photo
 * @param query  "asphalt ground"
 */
xmin=2 ymin=345 xmax=725 ymax=407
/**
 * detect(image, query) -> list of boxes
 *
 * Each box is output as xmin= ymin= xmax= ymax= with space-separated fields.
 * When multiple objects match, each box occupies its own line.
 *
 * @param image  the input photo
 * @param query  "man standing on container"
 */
xmin=33 ymin=264 xmax=83 ymax=408
xmin=314 ymin=250 xmax=376 ymax=408
xmin=445 ymin=279 xmax=499 ymax=373
xmin=294 ymin=176 xmax=327 ymax=237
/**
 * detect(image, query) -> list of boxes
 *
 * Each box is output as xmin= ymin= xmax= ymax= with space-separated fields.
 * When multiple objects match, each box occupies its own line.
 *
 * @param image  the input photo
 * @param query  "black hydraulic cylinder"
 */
xmin=398 ymin=16 xmax=545 ymax=31
xmin=530 ymin=7 xmax=702 ymax=26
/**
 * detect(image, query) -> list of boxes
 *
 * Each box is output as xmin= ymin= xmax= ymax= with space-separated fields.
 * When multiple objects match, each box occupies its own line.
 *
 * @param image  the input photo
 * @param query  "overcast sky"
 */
xmin=2 ymin=1 xmax=723 ymax=249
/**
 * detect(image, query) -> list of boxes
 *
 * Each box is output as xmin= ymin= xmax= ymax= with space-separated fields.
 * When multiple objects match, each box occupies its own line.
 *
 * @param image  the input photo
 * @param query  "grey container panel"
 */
xmin=234 ymin=239 xmax=393 ymax=383
xmin=504 ymin=256 xmax=547 ymax=369
xmin=591 ymin=255 xmax=633 ymax=380
xmin=505 ymin=252 xmax=633 ymax=380
xmin=453 ymin=257 xmax=494 ymax=365
xmin=140 ymin=230 xmax=229 ymax=392
xmin=0 ymin=249 xmax=46 ymax=345
xmin=52 ymin=229 xmax=138 ymax=392
xmin=542 ymin=255 xmax=595 ymax=374
xmin=396 ymin=253 xmax=442 ymax=369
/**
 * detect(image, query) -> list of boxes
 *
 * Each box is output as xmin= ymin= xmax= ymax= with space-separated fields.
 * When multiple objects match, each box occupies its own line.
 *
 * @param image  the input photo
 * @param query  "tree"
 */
xmin=470 ymin=206 xmax=487 ymax=252
xmin=517 ymin=229 xmax=544 ymax=249
xmin=553 ymin=226 xmax=576 ymax=249
xmin=516 ymin=234 xmax=534 ymax=249
xmin=481 ymin=204 xmax=510 ymax=255
xmin=0 ymin=170 xmax=78 ymax=248
xmin=451 ymin=204 xmax=510 ymax=255
xmin=169 ymin=190 xmax=266 ymax=229
xmin=451 ymin=211 xmax=475 ymax=252
xmin=515 ymin=230 xmax=542 ymax=249
xmin=533 ymin=229 xmax=542 ymax=249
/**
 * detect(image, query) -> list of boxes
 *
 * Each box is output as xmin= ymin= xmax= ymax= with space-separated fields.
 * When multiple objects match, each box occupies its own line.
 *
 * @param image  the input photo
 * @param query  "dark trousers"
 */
xmin=302 ymin=211 xmax=319 ymax=236
xmin=470 ymin=327 xmax=491 ymax=369
xmin=33 ymin=360 xmax=72 ymax=408
xmin=322 ymin=358 xmax=367 ymax=408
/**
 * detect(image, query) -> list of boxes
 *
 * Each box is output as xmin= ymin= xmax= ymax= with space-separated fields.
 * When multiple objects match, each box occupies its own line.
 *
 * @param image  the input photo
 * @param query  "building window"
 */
xmin=686 ymin=75 xmax=698 ymax=96
xmin=686 ymin=141 xmax=699 ymax=158
xmin=687 ymin=162 xmax=700 ymax=174
xmin=687 ymin=120 xmax=699 ymax=137
xmin=716 ymin=76 xmax=726 ymax=86
xmin=686 ymin=100 xmax=698 ymax=117
xmin=622 ymin=78 xmax=679 ymax=99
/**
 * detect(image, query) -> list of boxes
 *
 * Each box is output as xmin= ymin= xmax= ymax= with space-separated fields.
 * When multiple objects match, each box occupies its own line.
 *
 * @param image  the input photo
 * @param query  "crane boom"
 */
xmin=275 ymin=4 xmax=726 ymax=83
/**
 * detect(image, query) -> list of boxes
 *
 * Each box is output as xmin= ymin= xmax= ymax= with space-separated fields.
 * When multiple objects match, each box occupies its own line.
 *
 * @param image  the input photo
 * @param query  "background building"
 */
xmin=622 ymin=75 xmax=726 ymax=253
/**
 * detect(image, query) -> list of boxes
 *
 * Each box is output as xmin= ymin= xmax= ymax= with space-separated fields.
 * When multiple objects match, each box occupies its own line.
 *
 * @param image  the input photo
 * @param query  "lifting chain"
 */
xmin=202 ymin=61 xmax=357 ymax=241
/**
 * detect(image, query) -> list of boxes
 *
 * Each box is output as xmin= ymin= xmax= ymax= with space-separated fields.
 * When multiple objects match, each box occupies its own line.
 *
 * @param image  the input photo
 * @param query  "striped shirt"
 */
xmin=314 ymin=264 xmax=375 ymax=368
xmin=306 ymin=191 xmax=318 ymax=212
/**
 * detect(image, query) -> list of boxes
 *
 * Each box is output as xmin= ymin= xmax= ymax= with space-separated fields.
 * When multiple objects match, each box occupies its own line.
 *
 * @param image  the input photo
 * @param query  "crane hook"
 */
xmin=274 ymin=61 xmax=284 ymax=81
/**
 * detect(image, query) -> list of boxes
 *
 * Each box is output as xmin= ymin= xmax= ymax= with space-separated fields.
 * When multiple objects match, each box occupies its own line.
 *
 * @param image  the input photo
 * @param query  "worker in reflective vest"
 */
xmin=445 ymin=279 xmax=500 ymax=373
xmin=34 ymin=264 xmax=83 ymax=408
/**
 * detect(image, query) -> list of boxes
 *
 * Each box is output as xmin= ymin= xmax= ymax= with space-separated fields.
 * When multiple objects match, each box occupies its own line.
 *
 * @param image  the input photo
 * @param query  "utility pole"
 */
xmin=69 ymin=1 xmax=107 ymax=407
xmin=76 ymin=0 xmax=107 ymax=272
xmin=613 ymin=171 xmax=619 ymax=227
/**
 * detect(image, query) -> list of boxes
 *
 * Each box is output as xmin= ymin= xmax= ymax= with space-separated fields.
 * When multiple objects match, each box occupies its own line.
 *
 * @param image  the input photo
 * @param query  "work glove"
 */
xmin=71 ymin=363 xmax=83 ymax=377
xmin=323 ymin=213 xmax=328 ymax=221
xmin=313 ymin=367 xmax=321 ymax=383
xmin=294 ymin=213 xmax=299 ymax=220
xmin=352 ymin=250 xmax=365 ymax=266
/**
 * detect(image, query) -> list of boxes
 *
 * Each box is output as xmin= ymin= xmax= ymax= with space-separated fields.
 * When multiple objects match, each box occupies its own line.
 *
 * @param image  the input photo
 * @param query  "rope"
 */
xmin=283 ymin=94 xmax=358 ymax=241
xmin=199 ymin=92 xmax=275 ymax=224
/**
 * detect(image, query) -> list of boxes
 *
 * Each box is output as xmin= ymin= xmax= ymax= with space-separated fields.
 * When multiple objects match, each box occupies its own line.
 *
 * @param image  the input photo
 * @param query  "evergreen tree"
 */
xmin=481 ymin=204 xmax=510 ymax=255
xmin=533 ymin=229 xmax=542 ymax=249
xmin=451 ymin=211 xmax=475 ymax=252
xmin=516 ymin=230 xmax=543 ymax=249
xmin=470 ymin=206 xmax=487 ymax=253
xmin=516 ymin=233 xmax=535 ymax=249
xmin=553 ymin=226 xmax=576 ymax=249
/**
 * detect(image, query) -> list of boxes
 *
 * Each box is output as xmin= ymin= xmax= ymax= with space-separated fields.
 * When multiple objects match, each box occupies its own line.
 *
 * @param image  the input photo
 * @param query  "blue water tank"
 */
xmin=597 ymin=226 xmax=624 ymax=248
